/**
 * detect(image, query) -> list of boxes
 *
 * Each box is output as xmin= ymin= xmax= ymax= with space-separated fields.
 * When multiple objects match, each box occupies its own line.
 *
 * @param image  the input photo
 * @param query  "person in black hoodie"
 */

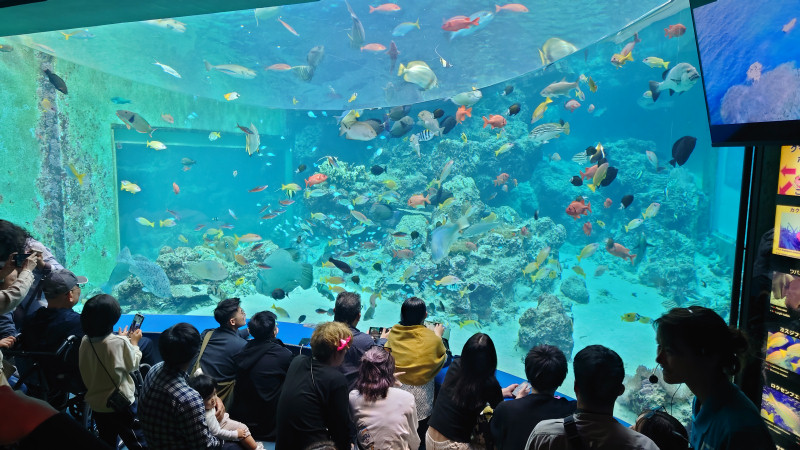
xmin=229 ymin=311 xmax=293 ymax=441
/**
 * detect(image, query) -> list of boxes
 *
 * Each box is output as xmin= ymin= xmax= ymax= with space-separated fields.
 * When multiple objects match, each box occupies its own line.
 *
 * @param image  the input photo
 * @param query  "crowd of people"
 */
xmin=0 ymin=218 xmax=778 ymax=449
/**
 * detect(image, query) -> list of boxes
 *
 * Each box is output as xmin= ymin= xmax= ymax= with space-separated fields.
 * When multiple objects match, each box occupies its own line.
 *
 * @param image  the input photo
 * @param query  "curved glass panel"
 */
xmin=5 ymin=0 xmax=675 ymax=109
xmin=0 ymin=0 xmax=741 ymax=428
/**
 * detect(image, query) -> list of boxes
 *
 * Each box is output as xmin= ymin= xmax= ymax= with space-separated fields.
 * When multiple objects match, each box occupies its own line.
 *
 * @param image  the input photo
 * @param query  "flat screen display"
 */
xmin=690 ymin=0 xmax=800 ymax=146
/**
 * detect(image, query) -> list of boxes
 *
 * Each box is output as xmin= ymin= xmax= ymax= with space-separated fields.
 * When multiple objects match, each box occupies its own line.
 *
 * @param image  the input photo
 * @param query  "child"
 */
xmin=189 ymin=373 xmax=264 ymax=450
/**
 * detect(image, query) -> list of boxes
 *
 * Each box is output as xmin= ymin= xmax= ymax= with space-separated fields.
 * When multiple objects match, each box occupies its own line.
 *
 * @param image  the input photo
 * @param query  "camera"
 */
xmin=424 ymin=321 xmax=451 ymax=340
xmin=14 ymin=253 xmax=32 ymax=267
xmin=130 ymin=313 xmax=145 ymax=332
xmin=368 ymin=326 xmax=385 ymax=341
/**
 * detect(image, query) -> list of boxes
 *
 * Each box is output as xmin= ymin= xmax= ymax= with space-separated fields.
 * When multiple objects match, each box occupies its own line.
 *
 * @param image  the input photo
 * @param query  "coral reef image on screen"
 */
xmin=762 ymin=387 xmax=800 ymax=436
xmin=0 ymin=0 xmax=744 ymax=426
xmin=693 ymin=0 xmax=800 ymax=125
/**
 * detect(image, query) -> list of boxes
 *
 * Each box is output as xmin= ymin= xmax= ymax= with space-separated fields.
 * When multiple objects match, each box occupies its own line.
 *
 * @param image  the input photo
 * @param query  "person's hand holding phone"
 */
xmin=433 ymin=323 xmax=445 ymax=337
xmin=380 ymin=326 xmax=391 ymax=339
xmin=129 ymin=328 xmax=142 ymax=346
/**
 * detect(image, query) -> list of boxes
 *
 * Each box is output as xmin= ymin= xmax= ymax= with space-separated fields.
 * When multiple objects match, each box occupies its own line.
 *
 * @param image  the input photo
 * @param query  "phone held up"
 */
xmin=14 ymin=253 xmax=32 ymax=267
xmin=368 ymin=327 xmax=384 ymax=341
xmin=130 ymin=313 xmax=145 ymax=332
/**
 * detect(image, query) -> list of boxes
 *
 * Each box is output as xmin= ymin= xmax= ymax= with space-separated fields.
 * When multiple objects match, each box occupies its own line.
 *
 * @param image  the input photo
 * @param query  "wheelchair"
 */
xmin=4 ymin=335 xmax=93 ymax=431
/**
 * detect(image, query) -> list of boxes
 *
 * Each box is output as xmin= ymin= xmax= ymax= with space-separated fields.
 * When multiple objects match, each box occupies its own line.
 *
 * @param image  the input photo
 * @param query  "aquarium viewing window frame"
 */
xmin=688 ymin=0 xmax=800 ymax=147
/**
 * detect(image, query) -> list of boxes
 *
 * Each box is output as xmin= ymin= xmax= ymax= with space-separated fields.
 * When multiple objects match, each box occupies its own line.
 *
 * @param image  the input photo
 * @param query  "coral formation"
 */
xmin=518 ymin=292 xmax=574 ymax=359
xmin=560 ymin=275 xmax=589 ymax=303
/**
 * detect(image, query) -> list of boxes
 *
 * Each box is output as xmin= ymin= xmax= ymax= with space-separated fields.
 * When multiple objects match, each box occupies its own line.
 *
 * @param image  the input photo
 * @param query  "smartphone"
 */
xmin=424 ymin=321 xmax=451 ymax=340
xmin=130 ymin=313 xmax=145 ymax=332
xmin=368 ymin=326 xmax=382 ymax=341
xmin=512 ymin=381 xmax=530 ymax=397
xmin=14 ymin=253 xmax=32 ymax=267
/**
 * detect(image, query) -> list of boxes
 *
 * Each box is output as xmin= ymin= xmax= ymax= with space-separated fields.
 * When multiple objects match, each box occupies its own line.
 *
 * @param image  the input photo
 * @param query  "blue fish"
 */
xmin=110 ymin=96 xmax=131 ymax=104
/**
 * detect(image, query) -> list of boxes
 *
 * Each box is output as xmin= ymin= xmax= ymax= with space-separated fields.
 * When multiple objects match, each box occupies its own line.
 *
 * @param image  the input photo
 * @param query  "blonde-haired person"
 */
xmin=275 ymin=321 xmax=355 ymax=450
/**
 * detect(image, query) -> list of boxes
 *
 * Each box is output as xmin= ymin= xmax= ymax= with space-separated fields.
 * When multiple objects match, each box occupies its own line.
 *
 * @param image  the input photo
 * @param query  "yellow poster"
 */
xmin=778 ymin=145 xmax=800 ymax=196
xmin=774 ymin=205 xmax=800 ymax=259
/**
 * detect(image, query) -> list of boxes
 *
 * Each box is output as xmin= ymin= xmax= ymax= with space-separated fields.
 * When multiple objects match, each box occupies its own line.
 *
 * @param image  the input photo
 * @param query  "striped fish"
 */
xmin=571 ymin=150 xmax=589 ymax=163
xmin=529 ymin=120 xmax=570 ymax=145
xmin=415 ymin=130 xmax=436 ymax=142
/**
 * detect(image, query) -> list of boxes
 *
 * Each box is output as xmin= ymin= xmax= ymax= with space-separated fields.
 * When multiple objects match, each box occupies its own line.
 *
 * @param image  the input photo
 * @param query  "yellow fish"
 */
xmin=329 ymin=285 xmax=346 ymax=294
xmin=531 ymin=97 xmax=553 ymax=123
xmin=40 ymin=98 xmax=53 ymax=112
xmin=310 ymin=212 xmax=326 ymax=220
xmin=121 ymin=180 xmax=141 ymax=194
xmin=322 ymin=276 xmax=345 ymax=284
xmin=348 ymin=92 xmax=358 ymax=102
xmin=209 ymin=132 xmax=221 ymax=141
xmin=549 ymin=270 xmax=557 ymax=279
xmin=458 ymin=319 xmax=481 ymax=329
xmin=146 ymin=140 xmax=167 ymax=150
xmin=135 ymin=217 xmax=155 ymax=227
xmin=281 ymin=183 xmax=302 ymax=197
xmin=596 ymin=220 xmax=606 ymax=229
xmin=234 ymin=254 xmax=248 ymax=266
xmin=224 ymin=91 xmax=240 ymax=101
xmin=382 ymin=180 xmax=398 ymax=190
xmin=159 ymin=218 xmax=176 ymax=228
xmin=292 ymin=97 xmax=299 ymax=105
xmin=494 ymin=142 xmax=514 ymax=157
xmin=439 ymin=197 xmax=455 ymax=208
xmin=435 ymin=275 xmax=461 ymax=286
xmin=327 ymin=239 xmax=344 ymax=246
xmin=178 ymin=235 xmax=189 ymax=243
xmin=459 ymin=285 xmax=470 ymax=298
xmin=577 ymin=243 xmax=599 ymax=262
xmin=522 ymin=262 xmax=538 ymax=275
xmin=620 ymin=313 xmax=652 ymax=323
xmin=271 ymin=303 xmax=289 ymax=318
xmin=572 ymin=266 xmax=586 ymax=278
xmin=587 ymin=76 xmax=598 ymax=93
xmin=535 ymin=246 xmax=551 ymax=267
xmin=321 ymin=261 xmax=336 ymax=268
xmin=68 ymin=163 xmax=86 ymax=185
xmin=235 ymin=276 xmax=245 ymax=286
xmin=461 ymin=133 xmax=468 ymax=143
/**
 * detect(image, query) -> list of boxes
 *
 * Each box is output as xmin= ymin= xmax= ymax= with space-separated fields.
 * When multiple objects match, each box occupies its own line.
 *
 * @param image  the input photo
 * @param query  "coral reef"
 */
xmin=620 ymin=365 xmax=694 ymax=427
xmin=518 ymin=292 xmax=574 ymax=359
xmin=721 ymin=62 xmax=800 ymax=124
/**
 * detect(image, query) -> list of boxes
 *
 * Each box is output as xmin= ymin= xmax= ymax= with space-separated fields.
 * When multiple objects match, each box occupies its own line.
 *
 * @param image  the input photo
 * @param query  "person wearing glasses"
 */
xmin=349 ymin=346 xmax=419 ymax=450
xmin=275 ymin=321 xmax=354 ymax=450
xmin=654 ymin=307 xmax=775 ymax=450
xmin=631 ymin=406 xmax=689 ymax=450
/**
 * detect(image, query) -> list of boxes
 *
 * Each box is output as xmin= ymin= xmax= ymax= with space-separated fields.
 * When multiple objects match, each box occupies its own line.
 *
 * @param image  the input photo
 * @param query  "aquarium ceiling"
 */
xmin=3 ymin=0 xmax=686 ymax=110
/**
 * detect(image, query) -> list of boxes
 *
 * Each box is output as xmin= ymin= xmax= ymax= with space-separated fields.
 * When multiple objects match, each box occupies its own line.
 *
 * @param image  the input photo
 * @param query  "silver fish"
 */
xmin=529 ymin=121 xmax=570 ymax=145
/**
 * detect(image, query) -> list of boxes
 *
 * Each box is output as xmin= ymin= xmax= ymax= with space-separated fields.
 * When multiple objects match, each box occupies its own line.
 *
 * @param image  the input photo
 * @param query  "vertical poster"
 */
xmin=777 ymin=145 xmax=800 ymax=196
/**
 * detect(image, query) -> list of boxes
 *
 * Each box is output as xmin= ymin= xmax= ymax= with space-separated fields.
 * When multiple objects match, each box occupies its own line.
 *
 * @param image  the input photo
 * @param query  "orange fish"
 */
xmin=604 ymin=198 xmax=612 ymax=208
xmin=664 ymin=24 xmax=686 ymax=38
xmin=277 ymin=17 xmax=300 ymax=37
xmin=495 ymin=3 xmax=529 ymax=12
xmin=566 ymin=197 xmax=592 ymax=220
xmin=465 ymin=241 xmax=478 ymax=251
xmin=407 ymin=193 xmax=431 ymax=208
xmin=182 ymin=166 xmax=191 ymax=172
xmin=583 ymin=221 xmax=592 ymax=236
xmin=493 ymin=173 xmax=510 ymax=186
xmin=369 ymin=3 xmax=401 ymax=13
xmin=279 ymin=199 xmax=295 ymax=206
xmin=456 ymin=105 xmax=472 ymax=123
xmin=580 ymin=165 xmax=598 ymax=180
xmin=360 ymin=43 xmax=387 ymax=52
xmin=172 ymin=182 xmax=180 ymax=195
xmin=161 ymin=113 xmax=174 ymax=124
xmin=442 ymin=16 xmax=480 ymax=32
xmin=606 ymin=239 xmax=636 ymax=263
xmin=249 ymin=184 xmax=269 ymax=192
xmin=305 ymin=173 xmax=328 ymax=187
xmin=482 ymin=114 xmax=507 ymax=129
xmin=520 ymin=226 xmax=530 ymax=237
xmin=266 ymin=63 xmax=292 ymax=71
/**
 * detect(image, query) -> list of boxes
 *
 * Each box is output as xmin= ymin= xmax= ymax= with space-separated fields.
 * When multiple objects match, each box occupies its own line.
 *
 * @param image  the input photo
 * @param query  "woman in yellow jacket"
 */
xmin=386 ymin=297 xmax=447 ymax=449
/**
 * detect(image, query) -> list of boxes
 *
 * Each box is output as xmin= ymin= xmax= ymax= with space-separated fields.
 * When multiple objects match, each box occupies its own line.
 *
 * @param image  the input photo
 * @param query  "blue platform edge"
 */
xmin=116 ymin=314 xmax=636 ymax=425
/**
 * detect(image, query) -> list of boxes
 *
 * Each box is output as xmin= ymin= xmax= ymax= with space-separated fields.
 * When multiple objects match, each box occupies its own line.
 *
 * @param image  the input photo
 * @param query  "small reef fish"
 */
xmin=68 ymin=163 xmax=86 ymax=184
xmin=43 ymin=69 xmax=68 ymax=94
xmin=111 ymin=97 xmax=131 ymax=104
xmin=456 ymin=106 xmax=472 ymax=123
xmin=146 ymin=140 xmax=166 ymax=150
xmin=178 ymin=235 xmax=189 ymax=243
xmin=625 ymin=218 xmax=644 ymax=232
xmin=642 ymin=202 xmax=661 ymax=219
xmin=648 ymin=63 xmax=699 ymax=102
xmin=531 ymin=97 xmax=553 ymax=123
xmin=161 ymin=113 xmax=174 ymax=124
xmin=209 ymin=132 xmax=221 ymax=141
xmin=577 ymin=243 xmax=599 ymax=262
xmin=392 ymin=19 xmax=420 ymax=36
xmin=566 ymin=198 xmax=591 ymax=220
xmin=235 ymin=277 xmax=245 ymax=286
xmin=305 ymin=173 xmax=328 ymax=187
xmin=116 ymin=110 xmax=156 ymax=136
xmin=606 ymin=238 xmax=636 ymax=263
xmin=435 ymin=275 xmax=462 ymax=286
xmin=540 ymin=79 xmax=581 ymax=98
xmin=529 ymin=120 xmax=569 ymax=145
xmin=271 ymin=303 xmax=290 ymax=318
xmin=204 ymin=60 xmax=257 ymax=79
xmin=482 ymin=115 xmax=507 ymax=129
xmin=249 ymin=184 xmax=269 ymax=192
xmin=153 ymin=60 xmax=182 ymax=78
xmin=664 ymin=24 xmax=686 ymax=38
xmin=451 ymin=90 xmax=483 ymax=107
xmin=224 ymin=92 xmax=240 ymax=101
xmin=643 ymin=57 xmax=669 ymax=69
xmin=121 ymin=180 xmax=141 ymax=194
xmin=370 ymin=3 xmax=401 ymax=13
xmin=407 ymin=193 xmax=431 ymax=208
xmin=621 ymin=313 xmax=652 ymax=323
xmin=397 ymin=60 xmax=437 ymax=90
xmin=442 ymin=16 xmax=480 ymax=32
xmin=136 ymin=217 xmax=155 ymax=227
xmin=172 ymin=182 xmax=180 ymax=195
xmin=159 ymin=218 xmax=176 ymax=228
xmin=495 ymin=3 xmax=528 ymax=12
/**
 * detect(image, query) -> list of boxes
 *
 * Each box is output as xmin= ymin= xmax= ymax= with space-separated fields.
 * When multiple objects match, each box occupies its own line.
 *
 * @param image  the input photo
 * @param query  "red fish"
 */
xmin=361 ymin=43 xmax=386 ymax=52
xmin=520 ymin=226 xmax=530 ymax=237
xmin=493 ymin=173 xmax=510 ymax=186
xmin=566 ymin=198 xmax=592 ymax=220
xmin=172 ymin=182 xmax=180 ymax=195
xmin=583 ymin=222 xmax=592 ymax=236
xmin=580 ymin=165 xmax=598 ymax=180
xmin=251 ymin=243 xmax=264 ymax=251
xmin=261 ymin=214 xmax=277 ymax=219
xmin=565 ymin=100 xmax=581 ymax=112
xmin=273 ymin=209 xmax=287 ymax=215
xmin=606 ymin=239 xmax=636 ymax=263
xmin=465 ymin=242 xmax=478 ymax=251
xmin=407 ymin=193 xmax=430 ymax=208
xmin=249 ymin=184 xmax=269 ymax=192
xmin=495 ymin=3 xmax=529 ymax=12
xmin=393 ymin=249 xmax=414 ymax=259
xmin=442 ymin=16 xmax=480 ymax=31
xmin=664 ymin=24 xmax=686 ymax=38
xmin=369 ymin=3 xmax=400 ymax=13
xmin=456 ymin=106 xmax=472 ymax=123
xmin=266 ymin=63 xmax=292 ymax=71
xmin=604 ymin=198 xmax=613 ymax=208
xmin=305 ymin=173 xmax=328 ymax=187
xmin=278 ymin=17 xmax=300 ymax=37
xmin=482 ymin=115 xmax=507 ymax=129
xmin=279 ymin=199 xmax=295 ymax=206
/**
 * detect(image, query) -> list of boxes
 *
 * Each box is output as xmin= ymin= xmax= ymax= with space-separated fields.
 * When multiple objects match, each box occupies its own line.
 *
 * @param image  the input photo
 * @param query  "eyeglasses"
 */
xmin=383 ymin=346 xmax=392 ymax=354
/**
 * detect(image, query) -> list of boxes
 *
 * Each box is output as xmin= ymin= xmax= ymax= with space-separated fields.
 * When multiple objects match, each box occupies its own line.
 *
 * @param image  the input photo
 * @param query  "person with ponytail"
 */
xmin=654 ymin=306 xmax=775 ymax=450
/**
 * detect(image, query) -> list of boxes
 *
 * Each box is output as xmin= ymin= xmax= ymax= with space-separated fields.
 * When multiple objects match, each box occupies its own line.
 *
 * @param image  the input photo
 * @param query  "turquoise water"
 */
xmin=1 ymin=0 xmax=745 ymax=426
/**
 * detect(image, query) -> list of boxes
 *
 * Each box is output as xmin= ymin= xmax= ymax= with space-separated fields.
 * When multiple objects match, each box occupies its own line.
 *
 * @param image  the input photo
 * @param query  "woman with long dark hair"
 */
xmin=426 ymin=333 xmax=517 ymax=449
xmin=349 ymin=346 xmax=419 ymax=449
xmin=654 ymin=306 xmax=775 ymax=450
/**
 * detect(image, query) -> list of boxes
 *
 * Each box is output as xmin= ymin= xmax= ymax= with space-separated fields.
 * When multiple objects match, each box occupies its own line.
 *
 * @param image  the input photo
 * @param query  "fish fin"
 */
xmin=669 ymin=158 xmax=677 ymax=167
xmin=663 ymin=61 xmax=670 ymax=69
xmin=538 ymin=48 xmax=546 ymax=65
xmin=61 ymin=31 xmax=70 ymax=40
xmin=562 ymin=122 xmax=570 ymax=135
xmin=649 ymin=81 xmax=661 ymax=102
xmin=204 ymin=60 xmax=213 ymax=72
xmin=299 ymin=263 xmax=314 ymax=289
xmin=662 ymin=69 xmax=669 ymax=80
xmin=588 ymin=184 xmax=596 ymax=193
xmin=414 ymin=18 xmax=420 ymax=28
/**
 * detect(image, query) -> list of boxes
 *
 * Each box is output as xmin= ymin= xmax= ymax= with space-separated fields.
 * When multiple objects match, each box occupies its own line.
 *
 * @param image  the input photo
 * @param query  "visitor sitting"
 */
xmin=333 ymin=291 xmax=388 ymax=390
xmin=386 ymin=297 xmax=447 ymax=446
xmin=0 ymin=252 xmax=39 ymax=385
xmin=349 ymin=346 xmax=419 ymax=449
xmin=139 ymin=323 xmax=226 ymax=449
xmin=191 ymin=298 xmax=249 ymax=409
xmin=527 ymin=345 xmax=658 ymax=450
xmin=18 ymin=268 xmax=88 ymax=397
xmin=78 ymin=294 xmax=147 ymax=450
xmin=491 ymin=344 xmax=577 ymax=449
xmin=189 ymin=373 xmax=264 ymax=450
xmin=654 ymin=306 xmax=776 ymax=449
xmin=275 ymin=321 xmax=354 ymax=450
xmin=631 ymin=407 xmax=689 ymax=450
xmin=0 ymin=219 xmax=64 ymax=331
xmin=229 ymin=311 xmax=292 ymax=441
xmin=427 ymin=333 xmax=517 ymax=449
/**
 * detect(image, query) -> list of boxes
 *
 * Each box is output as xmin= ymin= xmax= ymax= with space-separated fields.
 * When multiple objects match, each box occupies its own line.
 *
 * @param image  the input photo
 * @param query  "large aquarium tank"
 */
xmin=0 ymin=0 xmax=747 ymax=425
